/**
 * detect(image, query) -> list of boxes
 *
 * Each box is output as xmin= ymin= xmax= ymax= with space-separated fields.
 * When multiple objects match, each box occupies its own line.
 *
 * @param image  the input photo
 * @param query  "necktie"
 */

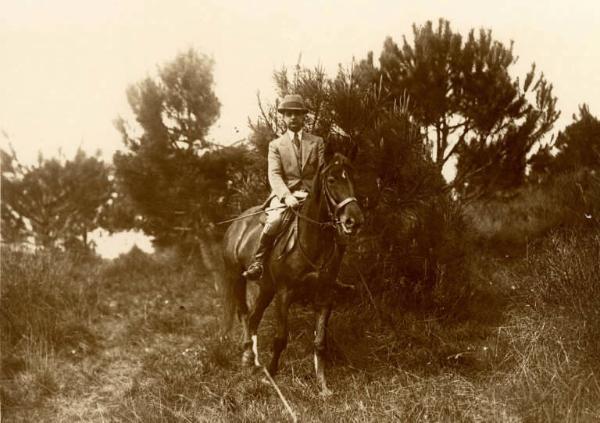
xmin=293 ymin=132 xmax=302 ymax=164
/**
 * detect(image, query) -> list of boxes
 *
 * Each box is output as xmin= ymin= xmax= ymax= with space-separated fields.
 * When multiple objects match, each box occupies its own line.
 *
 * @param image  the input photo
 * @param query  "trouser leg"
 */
xmin=242 ymin=230 xmax=276 ymax=280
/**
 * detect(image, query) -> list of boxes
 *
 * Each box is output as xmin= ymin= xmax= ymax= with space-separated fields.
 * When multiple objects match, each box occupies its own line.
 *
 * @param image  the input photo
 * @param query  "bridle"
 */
xmin=291 ymin=159 xmax=360 ymax=271
xmin=291 ymin=160 xmax=358 ymax=230
xmin=323 ymin=169 xmax=359 ymax=228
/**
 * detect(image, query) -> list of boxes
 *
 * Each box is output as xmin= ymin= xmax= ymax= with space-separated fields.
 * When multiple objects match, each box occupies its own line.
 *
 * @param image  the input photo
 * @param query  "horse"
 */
xmin=219 ymin=137 xmax=364 ymax=395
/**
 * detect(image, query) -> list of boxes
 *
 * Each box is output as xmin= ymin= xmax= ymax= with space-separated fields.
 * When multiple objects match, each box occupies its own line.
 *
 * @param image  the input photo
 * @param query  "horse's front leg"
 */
xmin=267 ymin=288 xmax=292 ymax=376
xmin=314 ymin=301 xmax=333 ymax=396
xmin=242 ymin=284 xmax=274 ymax=368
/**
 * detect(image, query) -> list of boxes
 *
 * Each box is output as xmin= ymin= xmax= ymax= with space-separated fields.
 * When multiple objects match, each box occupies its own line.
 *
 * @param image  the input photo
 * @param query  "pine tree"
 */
xmin=1 ymin=148 xmax=112 ymax=250
xmin=379 ymin=19 xmax=559 ymax=195
xmin=113 ymin=49 xmax=256 ymax=249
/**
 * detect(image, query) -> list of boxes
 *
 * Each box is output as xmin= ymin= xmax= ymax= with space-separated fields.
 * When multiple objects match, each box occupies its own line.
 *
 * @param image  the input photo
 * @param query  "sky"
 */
xmin=2 ymin=0 xmax=600 ymax=255
xmin=2 ymin=0 xmax=600 ymax=165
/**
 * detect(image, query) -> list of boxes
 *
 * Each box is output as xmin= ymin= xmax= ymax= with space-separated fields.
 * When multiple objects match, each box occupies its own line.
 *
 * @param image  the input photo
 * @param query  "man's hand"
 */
xmin=284 ymin=194 xmax=300 ymax=209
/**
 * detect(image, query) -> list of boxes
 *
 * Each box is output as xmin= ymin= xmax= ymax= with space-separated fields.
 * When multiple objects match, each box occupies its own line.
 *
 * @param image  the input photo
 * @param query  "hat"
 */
xmin=278 ymin=94 xmax=308 ymax=113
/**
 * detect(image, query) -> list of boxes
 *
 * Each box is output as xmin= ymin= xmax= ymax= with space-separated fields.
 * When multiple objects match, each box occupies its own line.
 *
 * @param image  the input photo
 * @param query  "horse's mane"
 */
xmin=303 ymin=150 xmax=353 ymax=217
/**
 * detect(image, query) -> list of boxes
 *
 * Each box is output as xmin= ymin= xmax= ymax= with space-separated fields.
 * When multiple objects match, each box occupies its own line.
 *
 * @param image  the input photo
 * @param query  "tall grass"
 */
xmin=487 ymin=228 xmax=600 ymax=421
xmin=1 ymin=248 xmax=101 ymax=409
xmin=1 ymin=248 xmax=100 ymax=355
xmin=2 ymin=170 xmax=600 ymax=421
xmin=465 ymin=169 xmax=599 ymax=249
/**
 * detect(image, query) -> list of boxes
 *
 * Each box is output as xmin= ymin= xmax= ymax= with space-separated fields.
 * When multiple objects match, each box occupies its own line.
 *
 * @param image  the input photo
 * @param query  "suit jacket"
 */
xmin=267 ymin=132 xmax=325 ymax=200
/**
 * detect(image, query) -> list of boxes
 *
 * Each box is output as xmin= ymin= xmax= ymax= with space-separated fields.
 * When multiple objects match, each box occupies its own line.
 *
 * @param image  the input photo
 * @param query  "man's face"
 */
xmin=283 ymin=110 xmax=306 ymax=133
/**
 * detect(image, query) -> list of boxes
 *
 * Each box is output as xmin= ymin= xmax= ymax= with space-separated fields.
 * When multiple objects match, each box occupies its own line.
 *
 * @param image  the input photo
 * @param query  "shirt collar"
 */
xmin=287 ymin=129 xmax=303 ymax=141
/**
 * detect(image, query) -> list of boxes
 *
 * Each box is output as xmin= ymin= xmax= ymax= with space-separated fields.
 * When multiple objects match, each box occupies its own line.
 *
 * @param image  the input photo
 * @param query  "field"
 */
xmin=2 ymin=177 xmax=600 ymax=422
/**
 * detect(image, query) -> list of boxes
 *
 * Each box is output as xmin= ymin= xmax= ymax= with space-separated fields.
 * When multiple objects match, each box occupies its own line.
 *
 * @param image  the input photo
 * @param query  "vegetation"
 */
xmin=1 ymin=148 xmax=113 ymax=250
xmin=112 ymin=49 xmax=255 ymax=251
xmin=2 ymin=176 xmax=599 ymax=420
xmin=531 ymin=104 xmax=600 ymax=181
xmin=379 ymin=19 xmax=559 ymax=195
xmin=2 ymin=17 xmax=600 ymax=422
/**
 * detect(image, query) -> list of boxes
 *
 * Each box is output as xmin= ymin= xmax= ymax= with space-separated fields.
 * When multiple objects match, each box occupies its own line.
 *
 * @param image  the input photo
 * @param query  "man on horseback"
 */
xmin=242 ymin=94 xmax=325 ymax=280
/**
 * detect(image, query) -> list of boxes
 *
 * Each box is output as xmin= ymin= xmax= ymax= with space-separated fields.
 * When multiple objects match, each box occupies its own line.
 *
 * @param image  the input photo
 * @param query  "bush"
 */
xmin=100 ymin=246 xmax=166 ymax=287
xmin=465 ymin=169 xmax=600 ymax=249
xmin=348 ymin=193 xmax=473 ymax=316
xmin=529 ymin=229 xmax=600 ymax=364
xmin=1 ymin=248 xmax=100 ymax=356
xmin=484 ymin=227 xmax=600 ymax=421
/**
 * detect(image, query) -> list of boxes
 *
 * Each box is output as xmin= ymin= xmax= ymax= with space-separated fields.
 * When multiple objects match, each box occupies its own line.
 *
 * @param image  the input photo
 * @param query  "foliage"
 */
xmin=378 ymin=19 xmax=559 ymax=196
xmin=465 ymin=168 xmax=600 ymax=249
xmin=0 ymin=247 xmax=101 ymax=412
xmin=245 ymin=18 xmax=563 ymax=298
xmin=114 ymin=49 xmax=261 ymax=249
xmin=0 ymin=248 xmax=100 ymax=355
xmin=249 ymin=58 xmax=465 ymax=303
xmin=529 ymin=105 xmax=600 ymax=186
xmin=7 ymin=226 xmax=600 ymax=421
xmin=531 ymin=230 xmax=600 ymax=354
xmin=554 ymin=105 xmax=600 ymax=170
xmin=1 ymin=148 xmax=113 ymax=250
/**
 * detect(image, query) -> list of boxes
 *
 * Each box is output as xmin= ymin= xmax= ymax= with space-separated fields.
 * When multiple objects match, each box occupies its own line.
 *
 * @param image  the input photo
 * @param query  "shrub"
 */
xmin=1 ymin=248 xmax=100 ymax=356
xmin=348 ymin=193 xmax=473 ymax=316
xmin=0 ymin=247 xmax=100 ymax=410
xmin=529 ymin=229 xmax=600 ymax=364
xmin=465 ymin=169 xmax=600 ymax=249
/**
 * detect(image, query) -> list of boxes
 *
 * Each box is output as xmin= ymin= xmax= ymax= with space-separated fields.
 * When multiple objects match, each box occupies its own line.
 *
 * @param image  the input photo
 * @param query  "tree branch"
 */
xmin=441 ymin=120 xmax=471 ymax=164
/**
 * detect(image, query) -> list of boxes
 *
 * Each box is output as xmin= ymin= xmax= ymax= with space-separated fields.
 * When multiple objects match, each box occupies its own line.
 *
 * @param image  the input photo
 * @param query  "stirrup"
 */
xmin=243 ymin=262 xmax=263 ymax=279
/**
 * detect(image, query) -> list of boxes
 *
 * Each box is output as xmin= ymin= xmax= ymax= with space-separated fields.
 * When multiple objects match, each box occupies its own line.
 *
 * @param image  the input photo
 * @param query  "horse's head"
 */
xmin=319 ymin=135 xmax=364 ymax=243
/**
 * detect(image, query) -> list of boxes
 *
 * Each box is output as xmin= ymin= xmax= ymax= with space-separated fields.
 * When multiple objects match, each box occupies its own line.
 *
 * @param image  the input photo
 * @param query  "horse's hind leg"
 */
xmin=314 ymin=300 xmax=333 ymax=396
xmin=267 ymin=288 xmax=292 ymax=376
xmin=242 ymin=283 xmax=275 ymax=367
xmin=227 ymin=272 xmax=252 ymax=366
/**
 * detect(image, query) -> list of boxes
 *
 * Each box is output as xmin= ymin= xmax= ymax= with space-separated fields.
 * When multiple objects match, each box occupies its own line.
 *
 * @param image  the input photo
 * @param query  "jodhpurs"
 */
xmin=263 ymin=191 xmax=307 ymax=236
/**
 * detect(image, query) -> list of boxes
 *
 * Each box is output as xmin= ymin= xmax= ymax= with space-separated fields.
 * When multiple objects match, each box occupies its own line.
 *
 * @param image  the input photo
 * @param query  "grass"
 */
xmin=2 ymin=175 xmax=600 ymax=421
xmin=464 ymin=169 xmax=599 ymax=251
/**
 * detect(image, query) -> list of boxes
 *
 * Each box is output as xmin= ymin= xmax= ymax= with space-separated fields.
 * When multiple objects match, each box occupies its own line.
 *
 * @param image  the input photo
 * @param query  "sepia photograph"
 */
xmin=1 ymin=0 xmax=599 ymax=421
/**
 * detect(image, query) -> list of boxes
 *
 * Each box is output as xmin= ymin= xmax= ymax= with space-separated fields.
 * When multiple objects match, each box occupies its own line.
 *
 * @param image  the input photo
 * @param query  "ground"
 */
xmin=2 ymin=235 xmax=600 ymax=422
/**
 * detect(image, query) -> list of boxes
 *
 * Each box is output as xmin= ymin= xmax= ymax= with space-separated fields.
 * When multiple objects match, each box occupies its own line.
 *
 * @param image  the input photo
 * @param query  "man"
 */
xmin=243 ymin=94 xmax=325 ymax=280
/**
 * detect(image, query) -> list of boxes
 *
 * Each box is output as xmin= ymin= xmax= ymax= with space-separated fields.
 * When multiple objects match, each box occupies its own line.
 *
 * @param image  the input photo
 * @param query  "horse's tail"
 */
xmin=219 ymin=206 xmax=262 ymax=333
xmin=196 ymin=233 xmax=239 ymax=334
xmin=220 ymin=267 xmax=241 ymax=334
xmin=220 ymin=229 xmax=249 ymax=334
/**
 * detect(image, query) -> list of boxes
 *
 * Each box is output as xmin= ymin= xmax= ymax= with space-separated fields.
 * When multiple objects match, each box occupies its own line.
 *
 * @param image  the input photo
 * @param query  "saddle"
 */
xmin=257 ymin=192 xmax=308 ymax=259
xmin=275 ymin=212 xmax=299 ymax=259
xmin=256 ymin=207 xmax=299 ymax=260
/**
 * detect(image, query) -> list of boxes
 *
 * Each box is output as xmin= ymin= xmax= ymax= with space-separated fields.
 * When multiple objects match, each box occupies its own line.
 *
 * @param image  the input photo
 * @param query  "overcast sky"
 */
xmin=2 ymin=0 xmax=600 ymax=166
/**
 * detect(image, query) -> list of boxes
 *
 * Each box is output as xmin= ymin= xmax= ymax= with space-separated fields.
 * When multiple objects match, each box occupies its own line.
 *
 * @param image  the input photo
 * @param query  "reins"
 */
xmin=291 ymin=163 xmax=358 ymax=272
xmin=216 ymin=160 xmax=358 ymax=228
xmin=216 ymin=158 xmax=358 ymax=274
xmin=215 ymin=206 xmax=286 ymax=225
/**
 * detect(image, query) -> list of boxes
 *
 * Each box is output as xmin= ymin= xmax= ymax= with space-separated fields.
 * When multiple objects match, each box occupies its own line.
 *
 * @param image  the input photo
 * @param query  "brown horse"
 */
xmin=220 ymin=139 xmax=364 ymax=395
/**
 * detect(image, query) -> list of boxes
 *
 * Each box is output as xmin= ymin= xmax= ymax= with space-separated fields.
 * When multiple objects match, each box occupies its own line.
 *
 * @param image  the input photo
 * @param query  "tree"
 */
xmin=248 ymin=59 xmax=460 ymax=299
xmin=113 ymin=49 xmax=256 ymax=250
xmin=528 ymin=105 xmax=600 ymax=183
xmin=379 ymin=19 xmax=559 ymax=194
xmin=1 ymin=148 xmax=113 ymax=250
xmin=553 ymin=104 xmax=600 ymax=172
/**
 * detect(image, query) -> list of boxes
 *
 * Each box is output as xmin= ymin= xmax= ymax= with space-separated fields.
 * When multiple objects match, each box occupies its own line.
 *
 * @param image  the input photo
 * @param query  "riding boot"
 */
xmin=243 ymin=232 xmax=276 ymax=280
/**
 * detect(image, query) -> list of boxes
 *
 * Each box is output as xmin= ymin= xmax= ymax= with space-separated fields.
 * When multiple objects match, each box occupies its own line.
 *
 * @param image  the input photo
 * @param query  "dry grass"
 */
xmin=465 ymin=169 xmax=600 ymax=250
xmin=3 ymin=208 xmax=600 ymax=421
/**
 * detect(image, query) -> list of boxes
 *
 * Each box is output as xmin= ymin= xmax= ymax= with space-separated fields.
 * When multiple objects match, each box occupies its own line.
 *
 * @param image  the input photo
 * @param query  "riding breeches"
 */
xmin=263 ymin=191 xmax=307 ymax=236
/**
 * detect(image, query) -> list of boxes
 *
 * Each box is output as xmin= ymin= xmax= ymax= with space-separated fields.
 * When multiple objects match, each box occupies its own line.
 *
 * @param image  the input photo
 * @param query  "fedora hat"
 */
xmin=278 ymin=94 xmax=308 ymax=113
